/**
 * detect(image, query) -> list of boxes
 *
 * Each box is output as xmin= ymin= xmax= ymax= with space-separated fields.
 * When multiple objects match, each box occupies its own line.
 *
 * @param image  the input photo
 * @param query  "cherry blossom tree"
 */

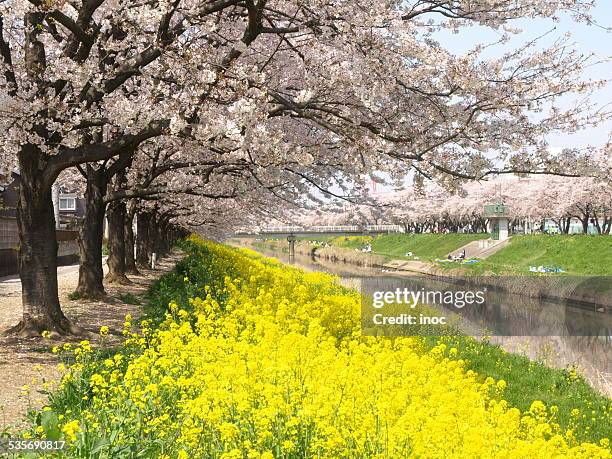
xmin=367 ymin=174 xmax=612 ymax=235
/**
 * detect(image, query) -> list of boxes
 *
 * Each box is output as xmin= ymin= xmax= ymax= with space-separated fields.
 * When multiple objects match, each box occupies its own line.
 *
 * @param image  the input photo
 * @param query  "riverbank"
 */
xmin=251 ymin=233 xmax=612 ymax=276
xmin=244 ymin=237 xmax=612 ymax=311
xmin=238 ymin=242 xmax=611 ymax=397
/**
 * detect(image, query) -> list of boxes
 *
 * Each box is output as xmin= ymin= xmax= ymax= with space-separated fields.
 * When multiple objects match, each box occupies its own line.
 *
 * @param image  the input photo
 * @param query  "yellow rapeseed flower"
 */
xmin=62 ymin=420 xmax=81 ymax=442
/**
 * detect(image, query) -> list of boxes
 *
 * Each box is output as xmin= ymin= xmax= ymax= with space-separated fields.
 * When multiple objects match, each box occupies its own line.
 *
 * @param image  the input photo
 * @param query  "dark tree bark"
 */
xmin=136 ymin=211 xmax=151 ymax=268
xmin=159 ymin=216 xmax=171 ymax=256
xmin=579 ymin=217 xmax=589 ymax=234
xmin=591 ymin=211 xmax=602 ymax=234
xmin=5 ymin=147 xmax=80 ymax=337
xmin=105 ymin=200 xmax=131 ymax=284
xmin=555 ymin=217 xmax=571 ymax=234
xmin=603 ymin=217 xmax=612 ymax=235
xmin=125 ymin=202 xmax=139 ymax=275
xmin=75 ymin=166 xmax=107 ymax=298
xmin=149 ymin=213 xmax=161 ymax=259
xmin=575 ymin=204 xmax=592 ymax=234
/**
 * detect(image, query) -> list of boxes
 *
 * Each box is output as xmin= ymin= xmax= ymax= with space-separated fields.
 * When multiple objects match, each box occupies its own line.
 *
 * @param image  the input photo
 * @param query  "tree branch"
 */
xmin=0 ymin=14 xmax=17 ymax=96
xmin=44 ymin=120 xmax=170 ymax=186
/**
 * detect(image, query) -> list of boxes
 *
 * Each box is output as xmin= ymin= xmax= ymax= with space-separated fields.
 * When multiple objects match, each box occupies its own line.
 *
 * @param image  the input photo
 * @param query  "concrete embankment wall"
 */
xmin=314 ymin=246 xmax=387 ymax=268
xmin=0 ymin=218 xmax=80 ymax=277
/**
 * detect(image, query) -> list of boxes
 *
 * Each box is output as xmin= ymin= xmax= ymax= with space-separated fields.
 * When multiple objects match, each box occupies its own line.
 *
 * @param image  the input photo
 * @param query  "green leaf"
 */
xmin=91 ymin=437 xmax=110 ymax=454
xmin=41 ymin=410 xmax=61 ymax=441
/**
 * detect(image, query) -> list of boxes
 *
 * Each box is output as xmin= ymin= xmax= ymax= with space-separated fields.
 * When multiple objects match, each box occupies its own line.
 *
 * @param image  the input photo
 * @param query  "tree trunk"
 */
xmin=136 ymin=211 xmax=151 ymax=268
xmin=75 ymin=166 xmax=107 ymax=298
xmin=105 ymin=201 xmax=131 ymax=284
xmin=125 ymin=205 xmax=139 ymax=275
xmin=579 ymin=216 xmax=589 ymax=234
xmin=603 ymin=217 xmax=611 ymax=235
xmin=149 ymin=213 xmax=161 ymax=260
xmin=556 ymin=218 xmax=570 ymax=234
xmin=159 ymin=218 xmax=170 ymax=256
xmin=592 ymin=212 xmax=602 ymax=234
xmin=5 ymin=147 xmax=79 ymax=337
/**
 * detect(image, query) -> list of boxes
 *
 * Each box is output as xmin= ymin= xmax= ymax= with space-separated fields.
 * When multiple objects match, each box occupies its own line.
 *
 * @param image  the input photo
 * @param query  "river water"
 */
xmin=245 ymin=244 xmax=611 ymax=396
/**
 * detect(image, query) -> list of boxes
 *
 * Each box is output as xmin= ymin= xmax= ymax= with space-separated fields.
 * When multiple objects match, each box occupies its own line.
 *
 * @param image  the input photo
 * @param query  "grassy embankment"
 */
xmin=333 ymin=233 xmax=486 ymax=260
xmin=425 ymin=334 xmax=611 ymax=443
xmin=259 ymin=233 xmax=612 ymax=276
xmin=452 ymin=234 xmax=612 ymax=276
xmin=254 ymin=233 xmax=486 ymax=260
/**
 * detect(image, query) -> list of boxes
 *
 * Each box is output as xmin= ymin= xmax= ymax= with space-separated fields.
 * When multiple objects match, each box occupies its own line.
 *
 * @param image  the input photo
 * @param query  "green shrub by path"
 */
xmin=453 ymin=234 xmax=612 ymax=275
xmin=329 ymin=235 xmax=373 ymax=249
xmin=18 ymin=238 xmax=610 ymax=457
xmin=118 ymin=293 xmax=141 ymax=305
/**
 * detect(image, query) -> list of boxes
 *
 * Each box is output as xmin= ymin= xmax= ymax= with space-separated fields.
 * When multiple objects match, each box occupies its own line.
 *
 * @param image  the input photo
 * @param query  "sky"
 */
xmin=432 ymin=1 xmax=612 ymax=150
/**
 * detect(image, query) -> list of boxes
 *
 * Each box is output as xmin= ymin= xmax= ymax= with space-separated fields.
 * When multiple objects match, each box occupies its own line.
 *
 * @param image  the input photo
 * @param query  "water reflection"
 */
xmin=360 ymin=276 xmax=611 ymax=337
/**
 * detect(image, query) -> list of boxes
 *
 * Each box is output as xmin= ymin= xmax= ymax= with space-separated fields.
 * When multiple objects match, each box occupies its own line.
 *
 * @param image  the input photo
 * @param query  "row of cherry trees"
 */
xmin=0 ymin=0 xmax=609 ymax=335
xmin=299 ymin=174 xmax=612 ymax=234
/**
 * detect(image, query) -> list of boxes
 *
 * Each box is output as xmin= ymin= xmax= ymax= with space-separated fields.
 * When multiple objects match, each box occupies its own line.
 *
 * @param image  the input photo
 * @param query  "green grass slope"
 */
xmin=327 ymin=233 xmax=487 ymax=261
xmin=463 ymin=235 xmax=612 ymax=275
xmin=371 ymin=233 xmax=487 ymax=260
xmin=423 ymin=335 xmax=612 ymax=444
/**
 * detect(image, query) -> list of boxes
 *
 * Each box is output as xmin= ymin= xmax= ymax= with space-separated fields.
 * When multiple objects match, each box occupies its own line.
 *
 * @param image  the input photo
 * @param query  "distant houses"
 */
xmin=0 ymin=171 xmax=85 ymax=227
xmin=55 ymin=191 xmax=86 ymax=229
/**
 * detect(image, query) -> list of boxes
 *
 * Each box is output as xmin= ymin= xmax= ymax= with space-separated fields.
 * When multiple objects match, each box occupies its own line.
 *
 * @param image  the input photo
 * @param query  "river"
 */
xmin=244 ymin=243 xmax=611 ymax=396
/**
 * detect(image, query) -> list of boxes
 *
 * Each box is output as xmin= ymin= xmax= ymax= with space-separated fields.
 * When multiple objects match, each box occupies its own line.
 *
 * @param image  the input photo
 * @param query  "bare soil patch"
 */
xmin=0 ymin=251 xmax=182 ymax=432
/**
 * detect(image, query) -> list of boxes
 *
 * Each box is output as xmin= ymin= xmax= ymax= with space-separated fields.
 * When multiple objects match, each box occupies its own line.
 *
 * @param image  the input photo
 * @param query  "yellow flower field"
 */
xmin=38 ymin=237 xmax=610 ymax=458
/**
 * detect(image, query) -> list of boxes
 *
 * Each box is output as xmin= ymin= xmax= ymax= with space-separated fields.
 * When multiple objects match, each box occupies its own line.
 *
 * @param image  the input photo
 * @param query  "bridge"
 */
xmin=233 ymin=224 xmax=403 ymax=239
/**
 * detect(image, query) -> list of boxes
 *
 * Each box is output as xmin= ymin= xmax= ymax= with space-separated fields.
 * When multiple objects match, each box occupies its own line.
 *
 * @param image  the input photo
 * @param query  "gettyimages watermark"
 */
xmin=372 ymin=287 xmax=486 ymax=309
xmin=370 ymin=287 xmax=486 ymax=328
xmin=361 ymin=276 xmax=612 ymax=337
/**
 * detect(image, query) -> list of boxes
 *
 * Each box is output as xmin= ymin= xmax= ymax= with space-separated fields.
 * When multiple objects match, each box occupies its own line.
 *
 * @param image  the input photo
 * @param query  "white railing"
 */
xmin=258 ymin=224 xmax=403 ymax=234
xmin=365 ymin=224 xmax=403 ymax=233
xmin=309 ymin=225 xmax=360 ymax=232
xmin=263 ymin=226 xmax=304 ymax=233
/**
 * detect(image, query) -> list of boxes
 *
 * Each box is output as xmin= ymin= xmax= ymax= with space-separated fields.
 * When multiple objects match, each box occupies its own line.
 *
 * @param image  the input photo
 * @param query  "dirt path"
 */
xmin=0 ymin=252 xmax=182 ymax=432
